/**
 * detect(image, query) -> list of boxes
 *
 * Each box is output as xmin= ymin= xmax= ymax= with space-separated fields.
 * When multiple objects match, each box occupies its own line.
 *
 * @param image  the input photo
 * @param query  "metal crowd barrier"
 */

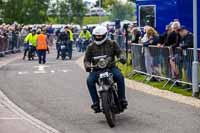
xmin=0 ymin=33 xmax=24 ymax=57
xmin=130 ymin=43 xmax=200 ymax=90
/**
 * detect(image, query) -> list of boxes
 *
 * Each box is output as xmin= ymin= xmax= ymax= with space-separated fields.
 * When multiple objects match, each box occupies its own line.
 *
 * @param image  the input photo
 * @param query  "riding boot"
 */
xmin=91 ymin=103 xmax=101 ymax=113
xmin=119 ymin=99 xmax=128 ymax=110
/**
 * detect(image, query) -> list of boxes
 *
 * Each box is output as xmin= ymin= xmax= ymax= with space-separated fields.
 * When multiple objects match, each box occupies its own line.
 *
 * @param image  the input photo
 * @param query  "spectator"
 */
xmin=165 ymin=21 xmax=181 ymax=47
xmin=179 ymin=26 xmax=193 ymax=49
xmin=179 ymin=26 xmax=193 ymax=84
xmin=157 ymin=23 xmax=173 ymax=47
xmin=168 ymin=21 xmax=182 ymax=79
xmin=115 ymin=28 xmax=124 ymax=48
xmin=131 ymin=28 xmax=141 ymax=44
xmin=140 ymin=25 xmax=151 ymax=43
xmin=142 ymin=27 xmax=160 ymax=80
xmin=157 ymin=23 xmax=173 ymax=78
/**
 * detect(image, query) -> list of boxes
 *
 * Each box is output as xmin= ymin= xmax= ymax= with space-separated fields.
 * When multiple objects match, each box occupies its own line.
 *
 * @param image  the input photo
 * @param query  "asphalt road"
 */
xmin=0 ymin=48 xmax=200 ymax=133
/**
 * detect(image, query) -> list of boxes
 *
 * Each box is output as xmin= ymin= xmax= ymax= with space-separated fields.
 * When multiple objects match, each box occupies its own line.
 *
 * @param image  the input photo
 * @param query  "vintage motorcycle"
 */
xmin=90 ymin=55 xmax=125 ymax=128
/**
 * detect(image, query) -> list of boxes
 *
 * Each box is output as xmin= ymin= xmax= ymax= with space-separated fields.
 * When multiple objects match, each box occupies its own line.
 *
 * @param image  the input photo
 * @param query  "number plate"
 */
xmin=61 ymin=45 xmax=65 ymax=49
xmin=99 ymin=72 xmax=109 ymax=78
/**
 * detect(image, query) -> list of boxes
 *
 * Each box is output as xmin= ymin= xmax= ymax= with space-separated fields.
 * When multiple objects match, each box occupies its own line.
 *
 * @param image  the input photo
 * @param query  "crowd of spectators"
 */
xmin=121 ymin=20 xmax=194 ymax=88
xmin=0 ymin=21 xmax=195 ymax=87
xmin=0 ymin=23 xmax=27 ymax=56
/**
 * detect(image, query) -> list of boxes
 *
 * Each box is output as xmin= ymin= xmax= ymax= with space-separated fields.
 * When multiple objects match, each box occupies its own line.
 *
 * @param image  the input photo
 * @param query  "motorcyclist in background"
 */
xmin=56 ymin=27 xmax=70 ymax=59
xmin=84 ymin=25 xmax=128 ymax=113
xmin=79 ymin=27 xmax=92 ymax=52
xmin=64 ymin=26 xmax=73 ymax=59
xmin=24 ymin=28 xmax=38 ymax=61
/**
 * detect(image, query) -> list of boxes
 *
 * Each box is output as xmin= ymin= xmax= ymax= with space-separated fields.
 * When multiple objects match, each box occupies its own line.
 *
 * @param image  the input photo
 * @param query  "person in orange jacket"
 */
xmin=36 ymin=29 xmax=48 ymax=64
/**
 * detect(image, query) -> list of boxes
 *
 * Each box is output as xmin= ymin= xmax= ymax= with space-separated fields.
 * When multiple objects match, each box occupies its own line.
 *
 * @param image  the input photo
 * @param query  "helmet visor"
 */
xmin=93 ymin=34 xmax=106 ymax=42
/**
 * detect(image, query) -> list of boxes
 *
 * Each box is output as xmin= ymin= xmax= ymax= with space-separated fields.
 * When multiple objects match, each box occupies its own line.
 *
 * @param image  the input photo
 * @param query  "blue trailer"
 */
xmin=135 ymin=0 xmax=200 ymax=47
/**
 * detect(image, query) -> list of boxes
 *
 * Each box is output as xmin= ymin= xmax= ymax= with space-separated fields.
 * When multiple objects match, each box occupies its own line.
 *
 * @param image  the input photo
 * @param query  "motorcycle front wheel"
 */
xmin=101 ymin=91 xmax=116 ymax=128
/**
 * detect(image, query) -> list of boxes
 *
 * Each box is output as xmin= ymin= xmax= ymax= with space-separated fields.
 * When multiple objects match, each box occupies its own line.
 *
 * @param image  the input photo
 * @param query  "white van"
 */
xmin=88 ymin=7 xmax=107 ymax=16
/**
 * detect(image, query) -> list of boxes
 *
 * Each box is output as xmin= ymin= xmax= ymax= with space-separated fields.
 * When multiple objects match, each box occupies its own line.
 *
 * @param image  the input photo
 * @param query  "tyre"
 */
xmin=101 ymin=91 xmax=116 ymax=128
xmin=61 ymin=51 xmax=66 ymax=60
xmin=61 ymin=54 xmax=65 ymax=60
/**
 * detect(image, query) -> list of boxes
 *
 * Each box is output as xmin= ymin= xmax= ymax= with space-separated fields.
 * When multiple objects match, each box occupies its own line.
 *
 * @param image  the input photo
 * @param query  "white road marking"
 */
xmin=58 ymin=69 xmax=71 ymax=73
xmin=18 ymin=72 xmax=28 ymax=75
xmin=33 ymin=71 xmax=46 ymax=74
xmin=17 ymin=65 xmax=71 ymax=75
xmin=34 ymin=65 xmax=49 ymax=71
xmin=51 ymin=70 xmax=55 ymax=73
xmin=0 ymin=117 xmax=24 ymax=120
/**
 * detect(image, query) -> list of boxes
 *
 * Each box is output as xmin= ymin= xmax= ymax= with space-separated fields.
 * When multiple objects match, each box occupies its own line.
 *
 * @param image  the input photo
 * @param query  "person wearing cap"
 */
xmin=36 ymin=29 xmax=48 ymax=64
xmin=24 ymin=29 xmax=38 ymax=60
xmin=79 ymin=27 xmax=92 ymax=52
xmin=179 ymin=26 xmax=193 ymax=49
xmin=179 ymin=26 xmax=193 ymax=84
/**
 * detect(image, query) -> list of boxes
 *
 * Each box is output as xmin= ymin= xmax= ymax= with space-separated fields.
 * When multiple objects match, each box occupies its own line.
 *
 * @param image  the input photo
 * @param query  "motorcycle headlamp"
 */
xmin=97 ymin=58 xmax=108 ymax=69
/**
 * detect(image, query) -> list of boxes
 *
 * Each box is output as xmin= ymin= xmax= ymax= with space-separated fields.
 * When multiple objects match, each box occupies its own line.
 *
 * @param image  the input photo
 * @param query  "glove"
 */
xmin=86 ymin=67 xmax=91 ymax=72
xmin=119 ymin=55 xmax=127 ymax=64
xmin=85 ymin=62 xmax=91 ymax=72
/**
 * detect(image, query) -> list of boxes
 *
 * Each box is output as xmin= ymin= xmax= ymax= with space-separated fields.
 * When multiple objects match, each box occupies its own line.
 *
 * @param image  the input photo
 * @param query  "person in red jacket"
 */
xmin=36 ymin=29 xmax=48 ymax=64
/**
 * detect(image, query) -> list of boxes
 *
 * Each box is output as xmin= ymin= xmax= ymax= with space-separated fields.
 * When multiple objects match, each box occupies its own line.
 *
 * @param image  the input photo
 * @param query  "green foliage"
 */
xmin=83 ymin=16 xmax=109 ymax=25
xmin=0 ymin=0 xmax=50 ymax=24
xmin=47 ymin=0 xmax=86 ymax=24
xmin=110 ymin=1 xmax=135 ymax=21
xmin=0 ymin=0 xmax=86 ymax=24
xmin=95 ymin=0 xmax=117 ymax=9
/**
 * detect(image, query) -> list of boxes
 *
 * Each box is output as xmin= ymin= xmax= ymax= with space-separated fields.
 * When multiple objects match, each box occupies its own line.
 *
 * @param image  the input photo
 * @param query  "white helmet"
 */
xmin=82 ymin=26 xmax=87 ymax=30
xmin=92 ymin=25 xmax=108 ymax=45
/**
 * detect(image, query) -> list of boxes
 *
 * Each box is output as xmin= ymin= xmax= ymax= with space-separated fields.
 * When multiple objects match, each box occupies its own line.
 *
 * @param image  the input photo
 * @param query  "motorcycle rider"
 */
xmin=65 ymin=26 xmax=73 ymax=59
xmin=84 ymin=25 xmax=128 ymax=113
xmin=24 ymin=28 xmax=38 ymax=61
xmin=56 ymin=27 xmax=70 ymax=59
xmin=79 ymin=27 xmax=92 ymax=52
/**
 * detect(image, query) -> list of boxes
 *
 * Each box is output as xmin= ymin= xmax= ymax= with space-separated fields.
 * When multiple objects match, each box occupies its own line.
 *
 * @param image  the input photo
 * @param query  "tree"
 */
xmin=0 ymin=0 xmax=86 ymax=24
xmin=68 ymin=0 xmax=86 ymax=25
xmin=128 ymin=0 xmax=136 ymax=3
xmin=110 ymin=1 xmax=135 ymax=21
xmin=56 ymin=0 xmax=86 ymax=24
xmin=95 ymin=0 xmax=117 ymax=9
xmin=1 ymin=0 xmax=50 ymax=24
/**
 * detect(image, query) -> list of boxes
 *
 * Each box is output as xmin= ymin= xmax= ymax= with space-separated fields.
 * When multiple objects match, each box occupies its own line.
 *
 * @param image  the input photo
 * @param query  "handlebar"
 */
xmin=89 ymin=59 xmax=120 ymax=71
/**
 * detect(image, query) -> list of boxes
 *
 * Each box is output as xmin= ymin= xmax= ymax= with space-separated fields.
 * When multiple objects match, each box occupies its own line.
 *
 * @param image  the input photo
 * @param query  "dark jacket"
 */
xmin=180 ymin=33 xmax=193 ymax=49
xmin=131 ymin=31 xmax=141 ymax=44
xmin=159 ymin=31 xmax=168 ymax=44
xmin=84 ymin=40 xmax=123 ymax=70
xmin=165 ymin=31 xmax=181 ymax=47
xmin=143 ymin=35 xmax=159 ymax=47
xmin=57 ymin=32 xmax=69 ymax=42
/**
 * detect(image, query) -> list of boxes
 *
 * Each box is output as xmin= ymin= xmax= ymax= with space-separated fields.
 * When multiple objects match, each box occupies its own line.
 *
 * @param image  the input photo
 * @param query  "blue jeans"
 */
xmin=38 ymin=50 xmax=46 ymax=64
xmin=87 ymin=67 xmax=126 ymax=104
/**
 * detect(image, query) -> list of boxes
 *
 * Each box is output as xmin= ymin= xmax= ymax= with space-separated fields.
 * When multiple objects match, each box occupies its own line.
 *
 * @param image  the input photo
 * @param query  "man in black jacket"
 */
xmin=179 ymin=26 xmax=193 ymax=83
xmin=179 ymin=26 xmax=193 ymax=49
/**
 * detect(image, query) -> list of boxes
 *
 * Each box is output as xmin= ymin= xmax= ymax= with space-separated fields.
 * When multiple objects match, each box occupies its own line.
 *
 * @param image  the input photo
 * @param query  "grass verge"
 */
xmin=117 ymin=57 xmax=192 ymax=97
xmin=83 ymin=16 xmax=110 ymax=25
